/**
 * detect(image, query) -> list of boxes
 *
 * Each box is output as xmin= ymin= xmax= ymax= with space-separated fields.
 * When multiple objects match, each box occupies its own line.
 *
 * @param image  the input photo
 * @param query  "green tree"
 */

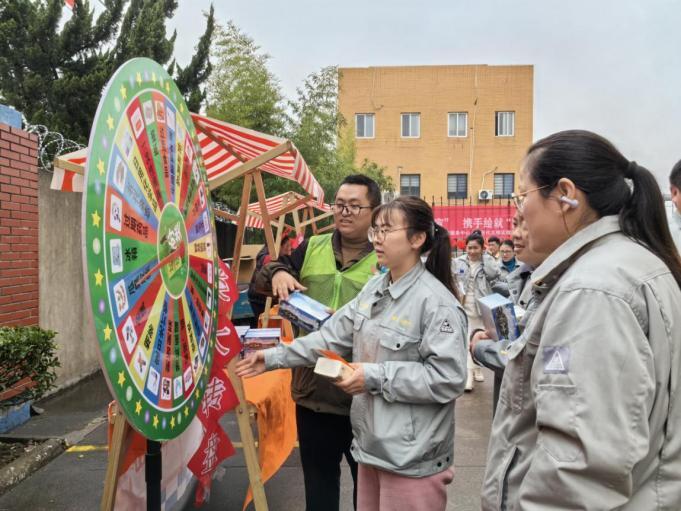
xmin=207 ymin=21 xmax=289 ymax=210
xmin=205 ymin=21 xmax=285 ymax=135
xmin=0 ymin=0 xmax=215 ymax=143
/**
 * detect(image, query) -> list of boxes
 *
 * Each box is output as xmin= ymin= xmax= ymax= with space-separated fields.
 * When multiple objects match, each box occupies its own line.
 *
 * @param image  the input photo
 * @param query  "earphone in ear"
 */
xmin=559 ymin=196 xmax=579 ymax=208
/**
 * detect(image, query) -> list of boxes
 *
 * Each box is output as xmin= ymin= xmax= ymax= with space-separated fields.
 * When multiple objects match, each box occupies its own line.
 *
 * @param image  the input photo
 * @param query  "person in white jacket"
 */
xmin=451 ymin=232 xmax=500 ymax=390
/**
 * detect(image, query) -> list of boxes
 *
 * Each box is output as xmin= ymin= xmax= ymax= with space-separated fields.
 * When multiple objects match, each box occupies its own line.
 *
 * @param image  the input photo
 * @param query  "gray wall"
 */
xmin=39 ymin=172 xmax=100 ymax=388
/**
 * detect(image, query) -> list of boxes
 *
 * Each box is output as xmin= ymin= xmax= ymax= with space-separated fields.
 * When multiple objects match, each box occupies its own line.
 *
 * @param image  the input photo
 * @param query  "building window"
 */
xmin=447 ymin=174 xmax=468 ymax=199
xmin=401 ymin=113 xmax=420 ymax=138
xmin=400 ymin=174 xmax=421 ymax=196
xmin=495 ymin=111 xmax=515 ymax=137
xmin=447 ymin=112 xmax=468 ymax=137
xmin=355 ymin=113 xmax=375 ymax=138
xmin=494 ymin=173 xmax=515 ymax=198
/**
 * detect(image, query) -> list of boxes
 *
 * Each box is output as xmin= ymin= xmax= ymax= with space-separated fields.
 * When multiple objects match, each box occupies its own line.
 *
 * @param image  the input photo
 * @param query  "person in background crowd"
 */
xmin=669 ymin=159 xmax=681 ymax=252
xmin=470 ymin=214 xmax=549 ymax=415
xmin=452 ymin=232 xmax=500 ymax=390
xmin=498 ymin=239 xmax=517 ymax=276
xmin=253 ymin=174 xmax=381 ymax=511
xmin=486 ymin=236 xmax=501 ymax=260
xmin=482 ymin=130 xmax=681 ymax=510
xmin=238 ymin=196 xmax=467 ymax=511
xmin=247 ymin=229 xmax=294 ymax=327
xmin=491 ymin=239 xmax=517 ymax=298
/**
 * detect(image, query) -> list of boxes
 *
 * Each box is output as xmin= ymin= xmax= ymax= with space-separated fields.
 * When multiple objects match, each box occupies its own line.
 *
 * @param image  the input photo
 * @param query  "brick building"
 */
xmin=338 ymin=64 xmax=534 ymax=204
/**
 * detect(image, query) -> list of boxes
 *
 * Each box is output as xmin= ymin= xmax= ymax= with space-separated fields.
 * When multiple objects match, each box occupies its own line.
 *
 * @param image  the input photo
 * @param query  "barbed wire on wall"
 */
xmin=22 ymin=117 xmax=84 ymax=173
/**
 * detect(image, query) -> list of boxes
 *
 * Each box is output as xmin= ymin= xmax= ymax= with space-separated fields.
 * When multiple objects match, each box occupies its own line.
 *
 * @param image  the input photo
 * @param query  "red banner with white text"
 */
xmin=432 ymin=205 xmax=516 ymax=245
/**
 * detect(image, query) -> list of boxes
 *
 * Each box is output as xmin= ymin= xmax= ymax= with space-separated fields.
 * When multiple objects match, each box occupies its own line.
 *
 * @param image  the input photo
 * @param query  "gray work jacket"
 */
xmin=481 ymin=215 xmax=681 ymax=510
xmin=452 ymin=253 xmax=501 ymax=314
xmin=265 ymin=262 xmax=468 ymax=476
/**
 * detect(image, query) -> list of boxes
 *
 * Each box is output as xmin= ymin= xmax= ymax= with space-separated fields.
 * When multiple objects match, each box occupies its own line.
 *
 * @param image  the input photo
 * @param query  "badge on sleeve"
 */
xmin=543 ymin=346 xmax=569 ymax=374
xmin=440 ymin=319 xmax=454 ymax=333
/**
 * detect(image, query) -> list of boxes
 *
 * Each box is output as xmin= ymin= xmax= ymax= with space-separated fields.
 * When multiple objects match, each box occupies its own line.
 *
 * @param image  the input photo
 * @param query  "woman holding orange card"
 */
xmin=237 ymin=196 xmax=468 ymax=511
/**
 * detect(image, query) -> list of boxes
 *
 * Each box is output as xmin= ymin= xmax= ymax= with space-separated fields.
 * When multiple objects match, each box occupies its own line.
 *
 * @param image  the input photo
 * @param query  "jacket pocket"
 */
xmin=498 ymin=336 xmax=537 ymax=414
xmin=378 ymin=327 xmax=420 ymax=361
xmin=535 ymin=383 xmax=580 ymax=463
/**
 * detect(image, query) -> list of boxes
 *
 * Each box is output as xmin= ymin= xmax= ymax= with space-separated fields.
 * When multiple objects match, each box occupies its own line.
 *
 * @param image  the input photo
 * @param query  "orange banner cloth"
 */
xmin=241 ymin=309 xmax=297 ymax=508
xmin=241 ymin=369 xmax=297 ymax=509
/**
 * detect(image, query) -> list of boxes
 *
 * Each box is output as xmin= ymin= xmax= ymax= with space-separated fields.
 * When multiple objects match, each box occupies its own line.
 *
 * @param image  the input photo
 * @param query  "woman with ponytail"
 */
xmin=237 ymin=196 xmax=467 ymax=511
xmin=482 ymin=130 xmax=681 ymax=510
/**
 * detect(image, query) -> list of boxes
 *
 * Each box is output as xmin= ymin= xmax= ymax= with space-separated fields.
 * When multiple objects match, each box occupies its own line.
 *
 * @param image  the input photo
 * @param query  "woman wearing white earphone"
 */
xmin=481 ymin=130 xmax=681 ymax=510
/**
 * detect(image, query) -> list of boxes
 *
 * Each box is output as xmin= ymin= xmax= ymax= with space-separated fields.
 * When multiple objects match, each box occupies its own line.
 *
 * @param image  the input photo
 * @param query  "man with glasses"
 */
xmin=254 ymin=174 xmax=380 ymax=511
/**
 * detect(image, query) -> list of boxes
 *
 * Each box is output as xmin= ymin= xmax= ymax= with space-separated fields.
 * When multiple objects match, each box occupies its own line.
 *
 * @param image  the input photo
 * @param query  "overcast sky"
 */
xmin=165 ymin=0 xmax=681 ymax=187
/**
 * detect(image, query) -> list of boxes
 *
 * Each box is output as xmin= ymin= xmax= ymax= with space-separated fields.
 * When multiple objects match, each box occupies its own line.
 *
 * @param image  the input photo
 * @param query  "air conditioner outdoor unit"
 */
xmin=478 ymin=189 xmax=494 ymax=201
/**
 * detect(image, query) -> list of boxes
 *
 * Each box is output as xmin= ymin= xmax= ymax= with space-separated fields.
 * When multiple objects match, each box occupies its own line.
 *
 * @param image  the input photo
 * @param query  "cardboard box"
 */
xmin=224 ymin=244 xmax=263 ymax=284
xmin=477 ymin=293 xmax=521 ymax=341
xmin=279 ymin=292 xmax=331 ymax=332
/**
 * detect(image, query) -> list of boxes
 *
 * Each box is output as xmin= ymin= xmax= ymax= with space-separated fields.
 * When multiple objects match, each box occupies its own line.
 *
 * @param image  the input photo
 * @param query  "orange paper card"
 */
xmin=317 ymin=349 xmax=352 ymax=368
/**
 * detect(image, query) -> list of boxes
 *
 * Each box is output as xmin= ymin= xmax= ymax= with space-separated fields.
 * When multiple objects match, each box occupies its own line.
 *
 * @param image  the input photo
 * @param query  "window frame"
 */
xmin=447 ymin=112 xmax=468 ymax=138
xmin=495 ymin=111 xmax=515 ymax=137
xmin=447 ymin=173 xmax=468 ymax=200
xmin=400 ymin=113 xmax=421 ymax=138
xmin=400 ymin=173 xmax=421 ymax=197
xmin=355 ymin=113 xmax=375 ymax=139
xmin=493 ymin=173 xmax=515 ymax=198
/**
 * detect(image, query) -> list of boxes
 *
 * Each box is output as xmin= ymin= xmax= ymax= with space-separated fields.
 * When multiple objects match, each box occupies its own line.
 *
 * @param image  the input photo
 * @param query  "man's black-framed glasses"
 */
xmin=332 ymin=203 xmax=372 ymax=216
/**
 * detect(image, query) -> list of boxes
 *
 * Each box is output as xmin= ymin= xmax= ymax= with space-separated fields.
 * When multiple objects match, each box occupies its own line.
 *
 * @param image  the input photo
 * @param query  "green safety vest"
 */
xmin=299 ymin=233 xmax=377 ymax=311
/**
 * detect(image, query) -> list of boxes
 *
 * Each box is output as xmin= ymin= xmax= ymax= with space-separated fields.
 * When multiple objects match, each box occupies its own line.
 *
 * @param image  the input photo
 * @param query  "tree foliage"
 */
xmin=0 ymin=0 xmax=215 ymax=143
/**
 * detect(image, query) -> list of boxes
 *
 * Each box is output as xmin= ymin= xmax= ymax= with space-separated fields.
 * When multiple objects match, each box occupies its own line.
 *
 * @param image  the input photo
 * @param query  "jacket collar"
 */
xmin=531 ymin=215 xmax=621 ymax=291
xmin=377 ymin=260 xmax=426 ymax=300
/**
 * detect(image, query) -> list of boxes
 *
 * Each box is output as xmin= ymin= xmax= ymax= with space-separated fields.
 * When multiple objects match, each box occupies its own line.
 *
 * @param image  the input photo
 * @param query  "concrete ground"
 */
xmin=0 ymin=370 xmax=494 ymax=511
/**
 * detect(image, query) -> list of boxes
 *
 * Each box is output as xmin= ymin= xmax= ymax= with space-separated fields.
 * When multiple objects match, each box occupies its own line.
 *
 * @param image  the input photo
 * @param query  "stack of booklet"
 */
xmin=241 ymin=328 xmax=281 ymax=356
xmin=279 ymin=291 xmax=331 ymax=332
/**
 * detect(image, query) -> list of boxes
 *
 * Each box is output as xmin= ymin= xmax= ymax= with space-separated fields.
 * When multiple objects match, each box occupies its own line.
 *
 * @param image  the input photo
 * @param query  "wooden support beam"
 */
xmin=226 ymin=359 xmax=269 ymax=511
xmin=230 ymin=174 xmax=253 ymax=282
xmin=100 ymin=403 xmax=130 ymax=511
xmin=253 ymin=170 xmax=277 ymax=257
xmin=298 ymin=211 xmax=333 ymax=228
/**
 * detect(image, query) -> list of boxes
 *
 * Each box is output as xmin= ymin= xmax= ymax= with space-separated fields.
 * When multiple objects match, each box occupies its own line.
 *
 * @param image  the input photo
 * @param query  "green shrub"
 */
xmin=0 ymin=326 xmax=60 ymax=405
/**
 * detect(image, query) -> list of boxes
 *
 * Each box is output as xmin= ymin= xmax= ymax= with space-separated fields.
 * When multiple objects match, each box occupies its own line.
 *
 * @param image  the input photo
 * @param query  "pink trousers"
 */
xmin=357 ymin=463 xmax=454 ymax=511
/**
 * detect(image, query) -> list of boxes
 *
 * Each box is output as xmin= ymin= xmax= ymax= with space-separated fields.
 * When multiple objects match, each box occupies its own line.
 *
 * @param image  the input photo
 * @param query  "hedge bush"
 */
xmin=0 ymin=326 xmax=60 ymax=405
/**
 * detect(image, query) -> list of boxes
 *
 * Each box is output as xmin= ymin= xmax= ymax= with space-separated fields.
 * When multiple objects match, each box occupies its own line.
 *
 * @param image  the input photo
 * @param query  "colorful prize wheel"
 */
xmin=83 ymin=58 xmax=219 ymax=441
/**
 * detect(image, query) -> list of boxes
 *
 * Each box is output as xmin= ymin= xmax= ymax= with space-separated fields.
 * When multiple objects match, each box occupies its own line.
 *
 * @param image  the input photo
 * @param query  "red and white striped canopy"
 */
xmin=238 ymin=192 xmax=331 ymax=229
xmin=191 ymin=114 xmax=324 ymax=207
xmin=52 ymin=148 xmax=86 ymax=192
xmin=51 ymin=114 xmax=325 ymax=207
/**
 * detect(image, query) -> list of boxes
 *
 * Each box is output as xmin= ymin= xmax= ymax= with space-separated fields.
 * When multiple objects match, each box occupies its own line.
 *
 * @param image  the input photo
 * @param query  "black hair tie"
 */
xmin=625 ymin=161 xmax=638 ymax=179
